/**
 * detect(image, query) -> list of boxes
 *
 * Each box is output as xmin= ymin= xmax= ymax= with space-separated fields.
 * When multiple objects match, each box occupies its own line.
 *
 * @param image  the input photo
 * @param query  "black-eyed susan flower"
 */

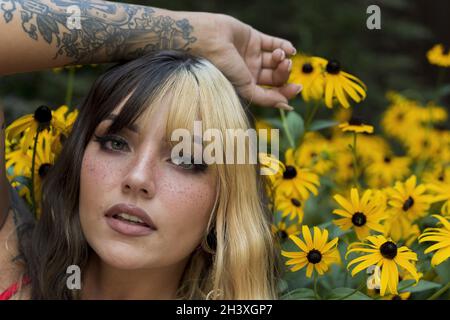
xmin=274 ymin=148 xmax=320 ymax=200
xmin=6 ymin=105 xmax=66 ymax=153
xmin=271 ymin=220 xmax=300 ymax=241
xmin=427 ymin=179 xmax=450 ymax=211
xmin=418 ymin=215 xmax=450 ymax=266
xmin=382 ymin=95 xmax=421 ymax=140
xmin=347 ymin=235 xmax=419 ymax=296
xmin=427 ymin=44 xmax=450 ymax=67
xmin=365 ymin=154 xmax=411 ymax=188
xmin=323 ymin=59 xmax=367 ymax=109
xmin=275 ymin=194 xmax=305 ymax=223
xmin=383 ymin=213 xmax=420 ymax=246
xmin=338 ymin=117 xmax=374 ymax=134
xmin=403 ymin=130 xmax=441 ymax=160
xmin=387 ymin=175 xmax=433 ymax=221
xmin=333 ymin=151 xmax=358 ymax=185
xmin=333 ymin=188 xmax=386 ymax=240
xmin=289 ymin=55 xmax=326 ymax=102
xmin=282 ymin=225 xmax=339 ymax=277
xmin=296 ymin=139 xmax=334 ymax=175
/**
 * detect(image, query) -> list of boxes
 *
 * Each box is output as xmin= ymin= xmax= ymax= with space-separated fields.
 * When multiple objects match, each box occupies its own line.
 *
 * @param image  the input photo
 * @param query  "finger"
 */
xmin=261 ymin=49 xmax=286 ymax=69
xmin=260 ymin=32 xmax=296 ymax=56
xmin=239 ymin=82 xmax=302 ymax=109
xmin=258 ymin=59 xmax=292 ymax=86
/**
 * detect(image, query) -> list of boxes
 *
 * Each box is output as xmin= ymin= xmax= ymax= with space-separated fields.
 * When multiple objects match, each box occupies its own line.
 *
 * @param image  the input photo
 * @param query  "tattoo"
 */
xmin=0 ymin=0 xmax=197 ymax=63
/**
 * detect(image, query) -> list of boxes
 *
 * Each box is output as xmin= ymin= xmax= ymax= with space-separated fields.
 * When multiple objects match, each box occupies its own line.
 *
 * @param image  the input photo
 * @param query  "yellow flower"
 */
xmin=382 ymin=96 xmax=421 ymax=140
xmin=338 ymin=117 xmax=374 ymax=134
xmin=271 ymin=220 xmax=300 ymax=241
xmin=365 ymin=154 xmax=411 ymax=188
xmin=275 ymin=194 xmax=305 ymax=223
xmin=427 ymin=44 xmax=450 ymax=67
xmin=6 ymin=105 xmax=66 ymax=153
xmin=296 ymin=136 xmax=334 ymax=175
xmin=282 ymin=225 xmax=339 ymax=277
xmin=387 ymin=175 xmax=433 ymax=221
xmin=383 ymin=213 xmax=420 ymax=245
xmin=333 ymin=151 xmax=357 ymax=185
xmin=427 ymin=179 xmax=450 ymax=209
xmin=333 ymin=188 xmax=386 ymax=240
xmin=274 ymin=148 xmax=320 ymax=200
xmin=418 ymin=215 xmax=450 ymax=266
xmin=347 ymin=235 xmax=419 ymax=296
xmin=323 ymin=59 xmax=367 ymax=109
xmin=289 ymin=55 xmax=326 ymax=102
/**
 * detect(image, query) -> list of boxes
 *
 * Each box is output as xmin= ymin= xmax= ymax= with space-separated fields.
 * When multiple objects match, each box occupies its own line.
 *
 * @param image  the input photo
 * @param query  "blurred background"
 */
xmin=1 ymin=0 xmax=450 ymax=124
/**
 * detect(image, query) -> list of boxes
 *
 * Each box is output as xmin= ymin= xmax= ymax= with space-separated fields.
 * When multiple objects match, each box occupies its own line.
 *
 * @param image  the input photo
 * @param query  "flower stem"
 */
xmin=350 ymin=132 xmax=361 ymax=189
xmin=427 ymin=281 xmax=450 ymax=300
xmin=280 ymin=109 xmax=295 ymax=149
xmin=313 ymin=272 xmax=321 ymax=300
xmin=65 ymin=67 xmax=76 ymax=108
xmin=30 ymin=128 xmax=41 ymax=217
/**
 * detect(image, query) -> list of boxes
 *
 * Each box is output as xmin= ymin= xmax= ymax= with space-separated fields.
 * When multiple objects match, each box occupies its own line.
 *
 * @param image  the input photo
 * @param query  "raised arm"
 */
xmin=0 ymin=0 xmax=301 ymax=109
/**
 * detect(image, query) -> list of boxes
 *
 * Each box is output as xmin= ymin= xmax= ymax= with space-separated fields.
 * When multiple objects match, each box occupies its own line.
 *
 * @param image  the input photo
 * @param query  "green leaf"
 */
xmin=326 ymin=288 xmax=372 ymax=300
xmin=399 ymin=280 xmax=442 ymax=293
xmin=286 ymin=111 xmax=304 ymax=144
xmin=280 ymin=288 xmax=315 ymax=300
xmin=309 ymin=120 xmax=338 ymax=131
xmin=264 ymin=117 xmax=283 ymax=129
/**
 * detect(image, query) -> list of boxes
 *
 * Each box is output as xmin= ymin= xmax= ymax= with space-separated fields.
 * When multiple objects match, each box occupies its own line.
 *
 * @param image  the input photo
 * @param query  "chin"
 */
xmin=92 ymin=240 xmax=158 ymax=270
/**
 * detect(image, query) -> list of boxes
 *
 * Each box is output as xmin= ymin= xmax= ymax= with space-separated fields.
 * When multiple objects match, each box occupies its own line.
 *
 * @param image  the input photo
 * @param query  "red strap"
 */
xmin=0 ymin=275 xmax=31 ymax=300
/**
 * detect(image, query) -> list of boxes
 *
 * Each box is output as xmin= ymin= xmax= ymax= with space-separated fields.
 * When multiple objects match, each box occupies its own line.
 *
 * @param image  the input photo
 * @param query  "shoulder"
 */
xmin=0 ymin=208 xmax=23 ymax=296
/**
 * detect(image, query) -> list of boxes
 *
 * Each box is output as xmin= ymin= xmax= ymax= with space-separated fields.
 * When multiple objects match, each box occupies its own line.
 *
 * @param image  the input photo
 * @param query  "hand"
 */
xmin=191 ymin=14 xmax=302 ymax=110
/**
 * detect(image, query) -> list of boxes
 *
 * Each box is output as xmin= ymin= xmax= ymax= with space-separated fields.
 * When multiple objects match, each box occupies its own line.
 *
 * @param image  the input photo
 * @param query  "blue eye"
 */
xmin=93 ymin=134 xmax=130 ymax=152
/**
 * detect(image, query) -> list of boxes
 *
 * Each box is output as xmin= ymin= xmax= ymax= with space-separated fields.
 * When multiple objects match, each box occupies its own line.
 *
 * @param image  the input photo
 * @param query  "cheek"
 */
xmin=157 ymin=172 xmax=217 ymax=244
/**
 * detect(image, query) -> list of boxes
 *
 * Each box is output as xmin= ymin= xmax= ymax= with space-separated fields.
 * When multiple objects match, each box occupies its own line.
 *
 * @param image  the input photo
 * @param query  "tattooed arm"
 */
xmin=0 ymin=0 xmax=300 ymax=109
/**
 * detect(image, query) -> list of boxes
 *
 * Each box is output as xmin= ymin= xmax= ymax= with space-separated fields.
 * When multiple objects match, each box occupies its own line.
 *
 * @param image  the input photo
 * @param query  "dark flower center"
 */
xmin=38 ymin=163 xmax=52 ymax=178
xmin=278 ymin=230 xmax=288 ymax=240
xmin=384 ymin=156 xmax=392 ymax=163
xmin=396 ymin=113 xmax=404 ymax=121
xmin=283 ymin=166 xmax=297 ymax=179
xmin=291 ymin=198 xmax=301 ymax=207
xmin=348 ymin=117 xmax=364 ymax=126
xmin=422 ymin=139 xmax=429 ymax=148
xmin=307 ymin=249 xmax=322 ymax=264
xmin=380 ymin=241 xmax=397 ymax=259
xmin=391 ymin=295 xmax=403 ymax=300
xmin=326 ymin=60 xmax=341 ymax=74
xmin=34 ymin=105 xmax=52 ymax=124
xmin=402 ymin=196 xmax=414 ymax=211
xmin=302 ymin=63 xmax=314 ymax=74
xmin=352 ymin=212 xmax=367 ymax=226
xmin=438 ymin=174 xmax=445 ymax=182
xmin=443 ymin=45 xmax=450 ymax=55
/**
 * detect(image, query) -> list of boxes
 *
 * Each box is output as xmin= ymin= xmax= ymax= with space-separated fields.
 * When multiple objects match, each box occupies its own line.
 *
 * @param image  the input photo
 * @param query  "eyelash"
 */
xmin=93 ymin=134 xmax=130 ymax=152
xmin=93 ymin=134 xmax=208 ymax=173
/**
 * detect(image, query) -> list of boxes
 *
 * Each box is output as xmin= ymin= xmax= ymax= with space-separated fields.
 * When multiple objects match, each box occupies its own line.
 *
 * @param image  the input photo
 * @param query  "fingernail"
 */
xmin=295 ymin=84 xmax=303 ymax=94
xmin=280 ymin=50 xmax=286 ymax=60
xmin=288 ymin=59 xmax=293 ymax=72
xmin=276 ymin=102 xmax=294 ymax=111
xmin=292 ymin=47 xmax=297 ymax=55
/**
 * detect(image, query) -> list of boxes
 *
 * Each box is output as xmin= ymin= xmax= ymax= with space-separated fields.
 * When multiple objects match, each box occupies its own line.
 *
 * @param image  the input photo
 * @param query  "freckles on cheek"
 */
xmin=81 ymin=147 xmax=126 ymax=187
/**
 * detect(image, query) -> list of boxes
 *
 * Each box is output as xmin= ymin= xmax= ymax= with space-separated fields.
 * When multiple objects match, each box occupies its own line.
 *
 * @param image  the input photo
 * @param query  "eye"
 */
xmin=169 ymin=155 xmax=208 ymax=173
xmin=93 ymin=134 xmax=130 ymax=152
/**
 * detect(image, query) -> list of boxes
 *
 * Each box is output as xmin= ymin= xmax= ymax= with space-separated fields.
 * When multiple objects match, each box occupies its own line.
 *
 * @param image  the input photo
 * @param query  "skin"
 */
xmin=79 ymin=95 xmax=218 ymax=299
xmin=0 ymin=0 xmax=299 ymax=299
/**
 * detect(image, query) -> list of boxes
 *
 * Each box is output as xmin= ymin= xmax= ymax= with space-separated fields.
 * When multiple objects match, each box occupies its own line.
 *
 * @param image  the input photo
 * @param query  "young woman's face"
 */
xmin=78 ymin=96 xmax=218 ymax=270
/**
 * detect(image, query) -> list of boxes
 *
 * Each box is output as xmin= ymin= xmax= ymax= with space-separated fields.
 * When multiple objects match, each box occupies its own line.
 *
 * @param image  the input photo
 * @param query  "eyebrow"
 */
xmin=104 ymin=113 xmax=139 ymax=133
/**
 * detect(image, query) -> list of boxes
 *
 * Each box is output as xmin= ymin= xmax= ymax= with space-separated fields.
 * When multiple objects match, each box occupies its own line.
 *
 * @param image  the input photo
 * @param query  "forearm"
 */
xmin=0 ymin=0 xmax=209 ymax=75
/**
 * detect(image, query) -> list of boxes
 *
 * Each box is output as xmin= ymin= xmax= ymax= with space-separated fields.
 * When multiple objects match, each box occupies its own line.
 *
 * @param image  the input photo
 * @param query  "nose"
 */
xmin=121 ymin=151 xmax=157 ymax=199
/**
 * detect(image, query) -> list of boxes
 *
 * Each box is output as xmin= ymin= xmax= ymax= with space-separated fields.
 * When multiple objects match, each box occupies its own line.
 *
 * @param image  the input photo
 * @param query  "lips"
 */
xmin=104 ymin=203 xmax=157 ymax=236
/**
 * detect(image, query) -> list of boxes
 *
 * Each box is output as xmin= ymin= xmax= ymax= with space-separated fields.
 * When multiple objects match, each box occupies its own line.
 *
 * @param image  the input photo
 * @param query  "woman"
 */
xmin=1 ymin=0 xmax=300 ymax=300
xmin=1 ymin=50 xmax=281 ymax=300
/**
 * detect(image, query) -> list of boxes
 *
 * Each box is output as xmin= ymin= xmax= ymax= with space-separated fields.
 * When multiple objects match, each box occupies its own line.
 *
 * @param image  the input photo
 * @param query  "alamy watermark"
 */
xmin=170 ymin=121 xmax=280 ymax=175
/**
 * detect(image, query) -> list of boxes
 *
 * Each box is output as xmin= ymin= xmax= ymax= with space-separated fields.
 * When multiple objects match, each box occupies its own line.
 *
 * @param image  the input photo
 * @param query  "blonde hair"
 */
xmin=142 ymin=57 xmax=282 ymax=299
